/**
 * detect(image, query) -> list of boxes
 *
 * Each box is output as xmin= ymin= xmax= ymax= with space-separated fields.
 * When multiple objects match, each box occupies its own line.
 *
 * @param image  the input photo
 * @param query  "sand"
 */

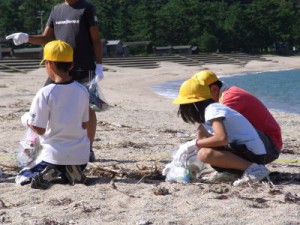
xmin=0 ymin=55 xmax=299 ymax=225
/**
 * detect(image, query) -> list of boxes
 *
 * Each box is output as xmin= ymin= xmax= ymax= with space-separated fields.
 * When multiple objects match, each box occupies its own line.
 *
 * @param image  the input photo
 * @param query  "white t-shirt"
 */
xmin=204 ymin=103 xmax=266 ymax=155
xmin=28 ymin=81 xmax=90 ymax=165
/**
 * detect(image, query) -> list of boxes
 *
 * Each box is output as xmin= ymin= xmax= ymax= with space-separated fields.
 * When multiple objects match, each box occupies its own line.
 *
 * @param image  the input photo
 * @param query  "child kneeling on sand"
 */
xmin=17 ymin=40 xmax=90 ymax=189
xmin=173 ymin=78 xmax=271 ymax=186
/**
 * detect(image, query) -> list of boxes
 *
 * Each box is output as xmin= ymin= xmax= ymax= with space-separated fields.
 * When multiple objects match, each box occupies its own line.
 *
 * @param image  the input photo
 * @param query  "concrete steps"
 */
xmin=0 ymin=53 xmax=278 ymax=73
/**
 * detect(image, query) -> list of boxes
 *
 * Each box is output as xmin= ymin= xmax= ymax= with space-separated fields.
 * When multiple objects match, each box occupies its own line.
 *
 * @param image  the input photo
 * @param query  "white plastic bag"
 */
xmin=17 ymin=127 xmax=41 ymax=168
xmin=162 ymin=139 xmax=207 ymax=183
xmin=85 ymin=77 xmax=109 ymax=112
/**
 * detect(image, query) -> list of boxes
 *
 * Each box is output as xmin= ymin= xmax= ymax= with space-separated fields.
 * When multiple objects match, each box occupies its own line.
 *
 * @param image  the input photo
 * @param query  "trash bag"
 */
xmin=17 ymin=127 xmax=41 ymax=168
xmin=84 ymin=77 xmax=109 ymax=112
xmin=162 ymin=139 xmax=207 ymax=183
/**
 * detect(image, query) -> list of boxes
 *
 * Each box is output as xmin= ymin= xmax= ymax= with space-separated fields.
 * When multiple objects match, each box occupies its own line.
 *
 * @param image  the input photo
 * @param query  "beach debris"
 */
xmin=153 ymin=186 xmax=169 ymax=195
xmin=208 ymin=184 xmax=230 ymax=194
xmin=136 ymin=219 xmax=152 ymax=225
xmin=86 ymin=163 xmax=164 ymax=181
xmin=268 ymin=188 xmax=283 ymax=195
xmin=284 ymin=192 xmax=300 ymax=204
xmin=0 ymin=163 xmax=18 ymax=171
xmin=269 ymin=172 xmax=300 ymax=184
xmin=211 ymin=195 xmax=229 ymax=200
xmin=0 ymin=200 xmax=8 ymax=209
xmin=109 ymin=178 xmax=136 ymax=198
xmin=232 ymin=192 xmax=269 ymax=208
xmin=176 ymin=132 xmax=190 ymax=138
xmin=0 ymin=112 xmax=19 ymax=122
xmin=48 ymin=198 xmax=72 ymax=206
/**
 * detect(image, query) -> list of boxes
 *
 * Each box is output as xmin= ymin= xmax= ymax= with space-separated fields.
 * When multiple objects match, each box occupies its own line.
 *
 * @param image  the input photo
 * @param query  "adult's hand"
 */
xmin=6 ymin=32 xmax=29 ymax=45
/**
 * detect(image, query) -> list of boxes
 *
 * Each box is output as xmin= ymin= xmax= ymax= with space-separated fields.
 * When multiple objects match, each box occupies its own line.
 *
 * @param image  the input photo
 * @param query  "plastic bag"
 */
xmin=85 ymin=77 xmax=109 ymax=112
xmin=17 ymin=127 xmax=41 ymax=168
xmin=162 ymin=140 xmax=207 ymax=183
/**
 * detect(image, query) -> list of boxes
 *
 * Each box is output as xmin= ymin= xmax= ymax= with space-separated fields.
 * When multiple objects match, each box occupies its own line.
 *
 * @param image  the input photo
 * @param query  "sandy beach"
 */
xmin=0 ymin=55 xmax=299 ymax=224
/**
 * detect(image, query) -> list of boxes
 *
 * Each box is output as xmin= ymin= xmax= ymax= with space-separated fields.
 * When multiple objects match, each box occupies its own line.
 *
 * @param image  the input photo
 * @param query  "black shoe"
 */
xmin=31 ymin=166 xmax=60 ymax=190
xmin=89 ymin=150 xmax=96 ymax=162
xmin=65 ymin=165 xmax=87 ymax=185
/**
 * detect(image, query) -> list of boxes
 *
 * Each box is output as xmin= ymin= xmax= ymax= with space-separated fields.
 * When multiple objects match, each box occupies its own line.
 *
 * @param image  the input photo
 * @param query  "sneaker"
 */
xmin=31 ymin=166 xmax=60 ymax=189
xmin=89 ymin=150 xmax=96 ymax=162
xmin=202 ymin=171 xmax=239 ymax=183
xmin=65 ymin=165 xmax=87 ymax=185
xmin=233 ymin=163 xmax=270 ymax=186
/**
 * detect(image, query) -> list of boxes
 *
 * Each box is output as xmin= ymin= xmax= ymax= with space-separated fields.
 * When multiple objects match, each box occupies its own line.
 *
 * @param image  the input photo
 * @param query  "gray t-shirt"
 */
xmin=47 ymin=0 xmax=98 ymax=71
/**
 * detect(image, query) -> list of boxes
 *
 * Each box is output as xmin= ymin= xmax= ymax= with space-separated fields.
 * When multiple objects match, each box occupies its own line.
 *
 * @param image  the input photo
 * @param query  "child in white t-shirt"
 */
xmin=173 ymin=78 xmax=271 ymax=186
xmin=18 ymin=40 xmax=90 ymax=189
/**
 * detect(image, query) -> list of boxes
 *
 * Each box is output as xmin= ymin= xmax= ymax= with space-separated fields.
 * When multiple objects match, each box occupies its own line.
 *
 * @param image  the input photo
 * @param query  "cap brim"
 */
xmin=173 ymin=97 xmax=205 ymax=104
xmin=40 ymin=59 xmax=45 ymax=65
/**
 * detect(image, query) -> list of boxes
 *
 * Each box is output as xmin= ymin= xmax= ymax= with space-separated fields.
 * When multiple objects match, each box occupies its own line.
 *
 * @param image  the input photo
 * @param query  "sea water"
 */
xmin=152 ymin=69 xmax=300 ymax=115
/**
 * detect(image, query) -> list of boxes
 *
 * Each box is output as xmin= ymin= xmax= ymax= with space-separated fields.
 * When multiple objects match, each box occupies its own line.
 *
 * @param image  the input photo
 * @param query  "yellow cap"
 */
xmin=40 ymin=40 xmax=73 ymax=65
xmin=173 ymin=78 xmax=212 ymax=104
xmin=192 ymin=70 xmax=219 ymax=85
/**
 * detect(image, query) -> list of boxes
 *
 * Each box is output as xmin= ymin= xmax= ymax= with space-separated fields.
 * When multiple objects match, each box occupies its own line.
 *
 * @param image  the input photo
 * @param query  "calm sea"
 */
xmin=152 ymin=69 xmax=300 ymax=115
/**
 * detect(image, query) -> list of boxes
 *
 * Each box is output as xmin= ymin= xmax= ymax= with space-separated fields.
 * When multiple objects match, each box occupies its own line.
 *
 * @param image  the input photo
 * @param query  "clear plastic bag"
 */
xmin=85 ymin=77 xmax=109 ymax=112
xmin=17 ymin=128 xmax=41 ymax=168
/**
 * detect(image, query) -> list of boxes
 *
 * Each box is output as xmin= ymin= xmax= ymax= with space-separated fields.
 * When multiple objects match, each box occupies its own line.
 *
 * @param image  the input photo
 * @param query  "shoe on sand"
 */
xmin=65 ymin=165 xmax=87 ymax=185
xmin=233 ymin=163 xmax=270 ymax=186
xmin=31 ymin=166 xmax=60 ymax=189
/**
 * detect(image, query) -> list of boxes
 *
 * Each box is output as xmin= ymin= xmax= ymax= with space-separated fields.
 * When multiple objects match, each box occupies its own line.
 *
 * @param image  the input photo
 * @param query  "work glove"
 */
xmin=95 ymin=64 xmax=104 ymax=81
xmin=6 ymin=32 xmax=29 ymax=45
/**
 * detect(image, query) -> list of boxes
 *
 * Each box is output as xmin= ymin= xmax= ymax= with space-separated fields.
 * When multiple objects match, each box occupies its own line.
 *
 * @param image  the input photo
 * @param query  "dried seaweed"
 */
xmin=86 ymin=163 xmax=164 ymax=181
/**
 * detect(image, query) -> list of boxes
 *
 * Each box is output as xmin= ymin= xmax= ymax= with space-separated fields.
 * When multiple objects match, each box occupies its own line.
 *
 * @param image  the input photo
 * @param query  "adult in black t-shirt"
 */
xmin=6 ymin=0 xmax=103 ymax=162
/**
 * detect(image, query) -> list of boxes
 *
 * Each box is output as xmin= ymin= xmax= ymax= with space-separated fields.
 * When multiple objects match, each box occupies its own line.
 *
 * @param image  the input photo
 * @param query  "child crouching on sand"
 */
xmin=173 ymin=78 xmax=271 ymax=186
xmin=17 ymin=40 xmax=90 ymax=189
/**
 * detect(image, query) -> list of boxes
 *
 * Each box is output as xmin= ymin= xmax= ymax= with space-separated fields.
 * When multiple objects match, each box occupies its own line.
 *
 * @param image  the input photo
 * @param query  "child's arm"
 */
xmin=196 ymin=117 xmax=228 ymax=148
xmin=197 ymin=123 xmax=212 ymax=139
xmin=82 ymin=122 xmax=88 ymax=129
xmin=28 ymin=124 xmax=46 ymax=135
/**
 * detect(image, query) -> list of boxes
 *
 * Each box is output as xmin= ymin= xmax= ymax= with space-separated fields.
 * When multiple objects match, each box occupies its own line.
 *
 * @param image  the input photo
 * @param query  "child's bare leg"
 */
xmin=198 ymin=148 xmax=251 ymax=171
xmin=87 ymin=108 xmax=96 ymax=149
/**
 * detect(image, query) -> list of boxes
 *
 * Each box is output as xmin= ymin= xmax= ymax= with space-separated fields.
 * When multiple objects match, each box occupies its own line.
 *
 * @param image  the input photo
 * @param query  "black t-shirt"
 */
xmin=47 ymin=0 xmax=98 ymax=71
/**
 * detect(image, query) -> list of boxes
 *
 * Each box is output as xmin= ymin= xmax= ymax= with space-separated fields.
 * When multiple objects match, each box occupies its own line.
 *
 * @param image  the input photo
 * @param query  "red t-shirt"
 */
xmin=220 ymin=86 xmax=282 ymax=150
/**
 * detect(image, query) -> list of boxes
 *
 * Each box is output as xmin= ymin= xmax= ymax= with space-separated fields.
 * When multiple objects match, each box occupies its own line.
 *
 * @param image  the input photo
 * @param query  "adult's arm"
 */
xmin=28 ymin=26 xmax=55 ymax=45
xmin=89 ymin=25 xmax=102 ymax=64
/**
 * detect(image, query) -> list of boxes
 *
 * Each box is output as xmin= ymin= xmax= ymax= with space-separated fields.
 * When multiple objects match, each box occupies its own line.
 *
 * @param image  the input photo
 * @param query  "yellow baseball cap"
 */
xmin=173 ymin=78 xmax=212 ymax=104
xmin=40 ymin=40 xmax=73 ymax=65
xmin=192 ymin=70 xmax=219 ymax=85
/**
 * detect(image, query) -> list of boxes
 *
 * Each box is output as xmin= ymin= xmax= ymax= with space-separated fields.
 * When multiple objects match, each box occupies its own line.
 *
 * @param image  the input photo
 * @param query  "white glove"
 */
xmin=21 ymin=112 xmax=30 ymax=127
xmin=173 ymin=139 xmax=197 ymax=167
xmin=95 ymin=64 xmax=104 ymax=81
xmin=6 ymin=33 xmax=29 ymax=46
xmin=179 ymin=139 xmax=197 ymax=155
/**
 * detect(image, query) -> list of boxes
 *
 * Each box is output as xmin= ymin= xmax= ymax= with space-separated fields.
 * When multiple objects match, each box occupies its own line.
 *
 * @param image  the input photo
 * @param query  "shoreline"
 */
xmin=150 ymin=68 xmax=300 ymax=115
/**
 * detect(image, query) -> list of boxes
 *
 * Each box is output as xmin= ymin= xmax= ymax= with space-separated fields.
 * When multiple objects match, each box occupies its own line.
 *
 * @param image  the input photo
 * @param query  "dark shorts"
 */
xmin=212 ymin=130 xmax=279 ymax=174
xmin=44 ymin=69 xmax=95 ymax=86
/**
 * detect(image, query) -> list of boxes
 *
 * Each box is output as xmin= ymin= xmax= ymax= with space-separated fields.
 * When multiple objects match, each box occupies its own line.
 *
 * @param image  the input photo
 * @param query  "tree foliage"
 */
xmin=1 ymin=0 xmax=300 ymax=53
